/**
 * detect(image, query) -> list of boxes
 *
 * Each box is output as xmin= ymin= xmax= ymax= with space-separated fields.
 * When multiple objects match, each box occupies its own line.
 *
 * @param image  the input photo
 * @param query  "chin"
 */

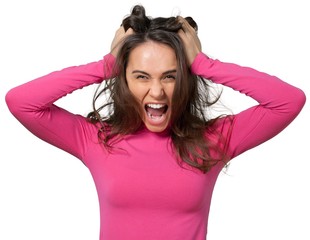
xmin=144 ymin=123 xmax=169 ymax=133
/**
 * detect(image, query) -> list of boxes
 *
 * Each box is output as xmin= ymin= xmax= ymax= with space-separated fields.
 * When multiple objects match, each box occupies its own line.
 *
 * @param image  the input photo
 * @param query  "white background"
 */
xmin=1 ymin=0 xmax=309 ymax=239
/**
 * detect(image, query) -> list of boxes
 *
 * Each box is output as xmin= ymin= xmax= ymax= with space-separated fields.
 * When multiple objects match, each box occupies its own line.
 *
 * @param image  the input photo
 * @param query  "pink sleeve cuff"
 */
xmin=190 ymin=52 xmax=212 ymax=75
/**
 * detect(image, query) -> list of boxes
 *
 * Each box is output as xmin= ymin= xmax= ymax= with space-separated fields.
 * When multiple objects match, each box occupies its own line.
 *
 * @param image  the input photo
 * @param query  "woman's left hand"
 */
xmin=178 ymin=17 xmax=202 ymax=66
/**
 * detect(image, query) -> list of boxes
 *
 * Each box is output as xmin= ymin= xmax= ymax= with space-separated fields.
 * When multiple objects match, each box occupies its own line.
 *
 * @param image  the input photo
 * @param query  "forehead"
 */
xmin=127 ymin=41 xmax=177 ymax=73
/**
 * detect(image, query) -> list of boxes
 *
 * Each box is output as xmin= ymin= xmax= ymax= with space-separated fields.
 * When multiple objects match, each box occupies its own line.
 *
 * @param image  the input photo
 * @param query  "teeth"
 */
xmin=147 ymin=103 xmax=165 ymax=109
xmin=147 ymin=112 xmax=163 ymax=119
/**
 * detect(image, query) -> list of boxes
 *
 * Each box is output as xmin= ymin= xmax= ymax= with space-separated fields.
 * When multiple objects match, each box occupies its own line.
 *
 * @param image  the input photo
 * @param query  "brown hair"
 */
xmin=88 ymin=5 xmax=230 ymax=173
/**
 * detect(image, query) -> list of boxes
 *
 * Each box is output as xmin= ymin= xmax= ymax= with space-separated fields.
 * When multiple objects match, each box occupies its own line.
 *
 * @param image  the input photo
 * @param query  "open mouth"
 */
xmin=145 ymin=103 xmax=168 ymax=120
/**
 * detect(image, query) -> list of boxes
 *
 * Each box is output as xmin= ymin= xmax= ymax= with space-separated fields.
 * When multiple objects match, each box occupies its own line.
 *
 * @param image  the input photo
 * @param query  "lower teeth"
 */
xmin=147 ymin=112 xmax=163 ymax=119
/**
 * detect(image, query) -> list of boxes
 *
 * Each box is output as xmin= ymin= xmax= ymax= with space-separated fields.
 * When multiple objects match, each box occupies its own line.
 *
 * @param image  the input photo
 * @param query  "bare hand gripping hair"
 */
xmin=5 ymin=3 xmax=306 ymax=238
xmin=88 ymin=5 xmax=227 ymax=173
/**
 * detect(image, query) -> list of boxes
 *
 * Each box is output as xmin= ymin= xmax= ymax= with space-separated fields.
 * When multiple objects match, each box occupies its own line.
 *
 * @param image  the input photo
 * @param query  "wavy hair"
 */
xmin=88 ymin=5 xmax=230 ymax=173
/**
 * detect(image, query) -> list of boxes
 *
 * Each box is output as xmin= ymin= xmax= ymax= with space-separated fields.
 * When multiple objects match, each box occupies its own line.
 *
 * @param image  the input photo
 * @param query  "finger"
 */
xmin=125 ymin=27 xmax=134 ymax=35
xmin=177 ymin=16 xmax=185 ymax=23
xmin=177 ymin=28 xmax=187 ymax=44
xmin=116 ymin=26 xmax=125 ymax=36
xmin=178 ymin=16 xmax=196 ymax=34
xmin=178 ymin=27 xmax=185 ymax=36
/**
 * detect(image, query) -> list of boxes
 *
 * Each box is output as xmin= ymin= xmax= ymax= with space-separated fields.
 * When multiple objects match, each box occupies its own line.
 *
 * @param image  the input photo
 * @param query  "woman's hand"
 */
xmin=178 ymin=17 xmax=202 ymax=66
xmin=110 ymin=26 xmax=134 ymax=57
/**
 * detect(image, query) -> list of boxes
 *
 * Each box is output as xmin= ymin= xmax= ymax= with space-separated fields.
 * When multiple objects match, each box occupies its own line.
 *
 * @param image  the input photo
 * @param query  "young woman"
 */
xmin=5 ymin=5 xmax=306 ymax=240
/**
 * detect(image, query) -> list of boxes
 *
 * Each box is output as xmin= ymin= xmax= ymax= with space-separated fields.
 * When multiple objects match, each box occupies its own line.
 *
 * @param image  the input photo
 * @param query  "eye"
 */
xmin=166 ymin=75 xmax=176 ymax=79
xmin=163 ymin=74 xmax=176 ymax=82
xmin=136 ymin=75 xmax=148 ymax=80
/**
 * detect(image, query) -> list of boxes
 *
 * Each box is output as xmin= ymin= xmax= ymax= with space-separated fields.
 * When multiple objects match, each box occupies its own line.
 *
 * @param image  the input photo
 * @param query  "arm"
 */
xmin=5 ymin=54 xmax=116 ymax=160
xmin=5 ymin=26 xmax=133 ymax=161
xmin=178 ymin=17 xmax=306 ymax=160
xmin=191 ymin=53 xmax=306 ymax=159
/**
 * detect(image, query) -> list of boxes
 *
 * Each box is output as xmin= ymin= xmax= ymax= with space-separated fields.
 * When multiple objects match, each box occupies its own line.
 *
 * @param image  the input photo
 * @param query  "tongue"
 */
xmin=146 ymin=106 xmax=166 ymax=116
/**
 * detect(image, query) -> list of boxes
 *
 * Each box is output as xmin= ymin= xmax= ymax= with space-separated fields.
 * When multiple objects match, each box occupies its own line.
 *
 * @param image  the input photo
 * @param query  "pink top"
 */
xmin=5 ymin=52 xmax=306 ymax=240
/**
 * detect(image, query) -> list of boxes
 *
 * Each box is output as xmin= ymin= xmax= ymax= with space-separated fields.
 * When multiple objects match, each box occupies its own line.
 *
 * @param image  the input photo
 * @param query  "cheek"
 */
xmin=128 ymin=83 xmax=146 ymax=101
xmin=165 ymin=84 xmax=176 ymax=102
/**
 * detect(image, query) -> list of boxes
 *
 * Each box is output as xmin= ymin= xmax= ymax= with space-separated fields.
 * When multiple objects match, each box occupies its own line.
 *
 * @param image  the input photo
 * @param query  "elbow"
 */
xmin=295 ymin=88 xmax=306 ymax=109
xmin=5 ymin=88 xmax=16 ymax=112
xmin=5 ymin=87 xmax=22 ymax=117
xmin=289 ymin=88 xmax=306 ymax=117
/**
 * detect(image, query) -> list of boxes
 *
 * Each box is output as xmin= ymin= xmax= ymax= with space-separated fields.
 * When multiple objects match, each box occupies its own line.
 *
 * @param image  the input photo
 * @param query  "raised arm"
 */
xmin=178 ymin=16 xmax=306 ymax=160
xmin=5 ymin=25 xmax=135 ymax=161
xmin=191 ymin=53 xmax=306 ymax=159
xmin=5 ymin=54 xmax=116 ymax=160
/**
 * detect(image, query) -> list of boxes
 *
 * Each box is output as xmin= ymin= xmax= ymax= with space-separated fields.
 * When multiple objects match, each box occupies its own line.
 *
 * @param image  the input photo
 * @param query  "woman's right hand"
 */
xmin=110 ymin=26 xmax=134 ymax=57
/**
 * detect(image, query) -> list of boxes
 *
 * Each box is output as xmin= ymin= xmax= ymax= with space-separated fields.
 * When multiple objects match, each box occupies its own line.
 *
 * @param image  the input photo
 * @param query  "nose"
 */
xmin=149 ymin=80 xmax=164 ymax=98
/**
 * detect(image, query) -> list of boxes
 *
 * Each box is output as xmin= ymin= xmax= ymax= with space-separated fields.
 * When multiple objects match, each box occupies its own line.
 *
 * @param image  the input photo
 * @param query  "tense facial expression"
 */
xmin=126 ymin=41 xmax=177 ymax=132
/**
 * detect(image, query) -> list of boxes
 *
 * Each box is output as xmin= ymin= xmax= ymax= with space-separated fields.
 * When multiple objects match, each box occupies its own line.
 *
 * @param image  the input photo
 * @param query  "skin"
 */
xmin=109 ymin=17 xmax=202 ymax=132
xmin=126 ymin=41 xmax=177 ymax=132
xmin=110 ymin=17 xmax=202 ymax=65
xmin=177 ymin=16 xmax=202 ymax=66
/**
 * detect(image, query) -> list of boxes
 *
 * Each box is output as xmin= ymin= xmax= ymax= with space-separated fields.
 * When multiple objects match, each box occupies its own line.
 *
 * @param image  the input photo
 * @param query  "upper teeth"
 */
xmin=147 ymin=103 xmax=165 ymax=109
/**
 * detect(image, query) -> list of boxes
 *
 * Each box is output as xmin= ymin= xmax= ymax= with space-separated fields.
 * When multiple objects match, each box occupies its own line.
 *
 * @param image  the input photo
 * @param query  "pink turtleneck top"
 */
xmin=5 ymin=52 xmax=306 ymax=240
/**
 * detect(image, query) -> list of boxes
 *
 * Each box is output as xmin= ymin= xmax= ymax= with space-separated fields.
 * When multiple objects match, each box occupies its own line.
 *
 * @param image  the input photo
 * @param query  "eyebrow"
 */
xmin=131 ymin=70 xmax=177 ymax=76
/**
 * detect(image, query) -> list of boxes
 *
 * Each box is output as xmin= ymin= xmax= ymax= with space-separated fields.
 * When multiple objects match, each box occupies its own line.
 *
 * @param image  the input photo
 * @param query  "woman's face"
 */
xmin=126 ymin=41 xmax=177 ymax=132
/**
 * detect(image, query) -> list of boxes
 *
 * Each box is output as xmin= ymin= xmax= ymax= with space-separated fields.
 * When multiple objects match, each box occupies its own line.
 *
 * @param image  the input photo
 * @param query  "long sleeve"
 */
xmin=191 ymin=52 xmax=306 ymax=159
xmin=5 ymin=53 xmax=116 ymax=160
